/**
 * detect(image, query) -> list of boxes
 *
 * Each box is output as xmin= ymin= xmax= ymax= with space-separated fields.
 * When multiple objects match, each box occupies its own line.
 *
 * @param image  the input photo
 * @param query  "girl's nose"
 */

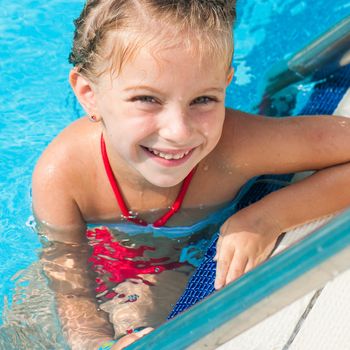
xmin=158 ymin=108 xmax=192 ymax=144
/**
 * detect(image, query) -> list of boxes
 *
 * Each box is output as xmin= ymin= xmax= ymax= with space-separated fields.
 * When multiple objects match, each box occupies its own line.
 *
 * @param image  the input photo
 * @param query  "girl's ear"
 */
xmin=69 ymin=68 xmax=101 ymax=121
xmin=226 ymin=67 xmax=234 ymax=86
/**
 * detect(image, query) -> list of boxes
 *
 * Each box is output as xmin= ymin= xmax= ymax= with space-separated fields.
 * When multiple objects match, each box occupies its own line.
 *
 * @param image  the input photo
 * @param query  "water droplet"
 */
xmin=128 ymin=211 xmax=138 ymax=219
xmin=128 ymin=294 xmax=139 ymax=302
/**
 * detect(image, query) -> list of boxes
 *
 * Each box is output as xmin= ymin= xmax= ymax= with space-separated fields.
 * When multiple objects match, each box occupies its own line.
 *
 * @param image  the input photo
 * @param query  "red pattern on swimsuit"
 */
xmin=87 ymin=227 xmax=184 ymax=299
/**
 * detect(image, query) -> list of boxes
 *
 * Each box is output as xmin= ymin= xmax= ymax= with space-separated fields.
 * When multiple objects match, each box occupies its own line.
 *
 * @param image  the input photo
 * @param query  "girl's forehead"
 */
xmin=111 ymin=41 xmax=227 ymax=80
xmin=94 ymin=24 xmax=232 ymax=89
xmin=112 ymin=45 xmax=228 ymax=88
xmin=98 ymin=24 xmax=228 ymax=72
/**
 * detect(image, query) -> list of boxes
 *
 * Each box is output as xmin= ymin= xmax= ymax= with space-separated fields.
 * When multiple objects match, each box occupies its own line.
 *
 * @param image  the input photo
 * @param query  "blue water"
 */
xmin=0 ymin=0 xmax=349 ymax=345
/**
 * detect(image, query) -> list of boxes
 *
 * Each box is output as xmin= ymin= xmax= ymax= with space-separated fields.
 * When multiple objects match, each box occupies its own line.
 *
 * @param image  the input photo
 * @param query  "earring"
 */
xmin=88 ymin=114 xmax=98 ymax=122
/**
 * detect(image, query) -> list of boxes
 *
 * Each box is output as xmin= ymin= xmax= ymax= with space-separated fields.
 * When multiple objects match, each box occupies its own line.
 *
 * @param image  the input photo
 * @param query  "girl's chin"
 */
xmin=137 ymin=165 xmax=192 ymax=188
xmin=143 ymin=172 xmax=186 ymax=188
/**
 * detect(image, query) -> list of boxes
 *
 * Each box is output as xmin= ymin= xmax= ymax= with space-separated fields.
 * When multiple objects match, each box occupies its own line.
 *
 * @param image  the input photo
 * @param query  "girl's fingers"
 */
xmin=135 ymin=327 xmax=154 ymax=337
xmin=214 ymin=229 xmax=227 ymax=261
xmin=112 ymin=328 xmax=154 ymax=349
xmin=112 ymin=335 xmax=139 ymax=350
xmin=244 ymin=259 xmax=255 ymax=273
xmin=216 ymin=233 xmax=224 ymax=252
xmin=214 ymin=244 xmax=234 ymax=290
xmin=225 ymin=253 xmax=248 ymax=285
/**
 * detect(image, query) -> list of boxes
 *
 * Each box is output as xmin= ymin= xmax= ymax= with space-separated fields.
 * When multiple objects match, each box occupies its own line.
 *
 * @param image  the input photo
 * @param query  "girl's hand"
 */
xmin=214 ymin=213 xmax=280 ymax=290
xmin=110 ymin=328 xmax=154 ymax=350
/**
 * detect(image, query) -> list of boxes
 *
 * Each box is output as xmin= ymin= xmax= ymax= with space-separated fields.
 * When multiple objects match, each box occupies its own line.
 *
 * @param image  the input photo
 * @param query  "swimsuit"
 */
xmin=100 ymin=133 xmax=196 ymax=227
xmin=88 ymin=136 xmax=256 ymax=335
xmin=87 ymin=135 xmax=201 ymax=302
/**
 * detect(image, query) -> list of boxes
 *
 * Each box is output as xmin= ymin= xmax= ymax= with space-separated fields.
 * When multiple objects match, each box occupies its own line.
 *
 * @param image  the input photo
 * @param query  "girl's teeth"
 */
xmin=147 ymin=148 xmax=190 ymax=160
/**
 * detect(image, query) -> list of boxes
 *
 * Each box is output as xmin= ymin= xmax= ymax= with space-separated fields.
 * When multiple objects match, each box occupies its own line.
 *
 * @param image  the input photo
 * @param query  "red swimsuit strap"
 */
xmin=100 ymin=134 xmax=196 ymax=227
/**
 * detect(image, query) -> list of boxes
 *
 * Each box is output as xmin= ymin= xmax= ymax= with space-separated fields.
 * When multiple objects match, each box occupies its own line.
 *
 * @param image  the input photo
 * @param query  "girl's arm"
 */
xmin=39 ymin=234 xmax=114 ymax=350
xmin=39 ymin=226 xmax=153 ymax=350
xmin=32 ymin=141 xmax=153 ymax=350
xmin=32 ymin=149 xmax=114 ymax=350
xmin=225 ymin=112 xmax=350 ymax=177
xmin=215 ymin=161 xmax=350 ymax=289
xmin=215 ymin=112 xmax=350 ymax=289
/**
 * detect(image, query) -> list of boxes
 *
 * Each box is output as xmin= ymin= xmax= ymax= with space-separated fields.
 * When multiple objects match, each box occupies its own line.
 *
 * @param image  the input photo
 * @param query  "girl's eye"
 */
xmin=191 ymin=96 xmax=218 ymax=105
xmin=131 ymin=95 xmax=157 ymax=104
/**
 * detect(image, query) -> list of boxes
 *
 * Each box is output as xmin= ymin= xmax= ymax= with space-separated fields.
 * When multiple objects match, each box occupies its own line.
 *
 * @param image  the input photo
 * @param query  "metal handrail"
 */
xmin=262 ymin=16 xmax=350 ymax=98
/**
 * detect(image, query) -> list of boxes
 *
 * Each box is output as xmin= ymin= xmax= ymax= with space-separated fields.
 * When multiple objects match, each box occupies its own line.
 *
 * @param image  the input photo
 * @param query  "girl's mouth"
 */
xmin=141 ymin=146 xmax=195 ymax=165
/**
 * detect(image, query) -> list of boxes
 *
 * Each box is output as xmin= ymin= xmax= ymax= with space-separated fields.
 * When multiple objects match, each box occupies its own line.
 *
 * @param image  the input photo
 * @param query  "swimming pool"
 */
xmin=0 ymin=0 xmax=349 ymax=348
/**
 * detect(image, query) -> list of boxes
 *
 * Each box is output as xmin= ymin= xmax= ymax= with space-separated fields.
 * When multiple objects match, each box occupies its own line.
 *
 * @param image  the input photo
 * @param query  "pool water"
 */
xmin=0 ymin=0 xmax=349 ymax=348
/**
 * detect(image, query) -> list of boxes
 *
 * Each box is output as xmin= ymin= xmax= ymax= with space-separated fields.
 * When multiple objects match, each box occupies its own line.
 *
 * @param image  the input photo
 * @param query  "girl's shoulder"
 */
xmin=214 ymin=109 xmax=266 ymax=173
xmin=221 ymin=108 xmax=275 ymax=143
xmin=32 ymin=117 xmax=99 ymax=238
xmin=33 ymin=117 xmax=100 ymax=197
xmin=215 ymin=109 xmax=292 ymax=177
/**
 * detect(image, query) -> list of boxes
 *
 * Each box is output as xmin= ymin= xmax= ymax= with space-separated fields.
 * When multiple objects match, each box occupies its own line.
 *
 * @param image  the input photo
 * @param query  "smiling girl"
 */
xmin=32 ymin=1 xmax=350 ymax=349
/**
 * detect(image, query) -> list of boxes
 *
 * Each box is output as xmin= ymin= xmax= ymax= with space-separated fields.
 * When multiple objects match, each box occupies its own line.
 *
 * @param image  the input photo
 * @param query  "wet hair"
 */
xmin=69 ymin=0 xmax=236 ymax=82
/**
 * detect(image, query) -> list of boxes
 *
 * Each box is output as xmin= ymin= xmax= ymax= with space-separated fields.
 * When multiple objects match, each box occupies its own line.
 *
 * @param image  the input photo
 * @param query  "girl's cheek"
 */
xmin=199 ymin=112 xmax=224 ymax=134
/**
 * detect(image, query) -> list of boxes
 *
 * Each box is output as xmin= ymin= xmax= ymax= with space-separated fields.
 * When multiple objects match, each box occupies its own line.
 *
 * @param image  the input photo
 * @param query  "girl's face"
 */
xmin=93 ymin=41 xmax=233 ymax=188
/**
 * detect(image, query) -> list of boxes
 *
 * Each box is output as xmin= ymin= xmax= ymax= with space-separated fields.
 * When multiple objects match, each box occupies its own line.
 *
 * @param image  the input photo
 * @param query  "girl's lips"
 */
xmin=141 ymin=146 xmax=195 ymax=166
